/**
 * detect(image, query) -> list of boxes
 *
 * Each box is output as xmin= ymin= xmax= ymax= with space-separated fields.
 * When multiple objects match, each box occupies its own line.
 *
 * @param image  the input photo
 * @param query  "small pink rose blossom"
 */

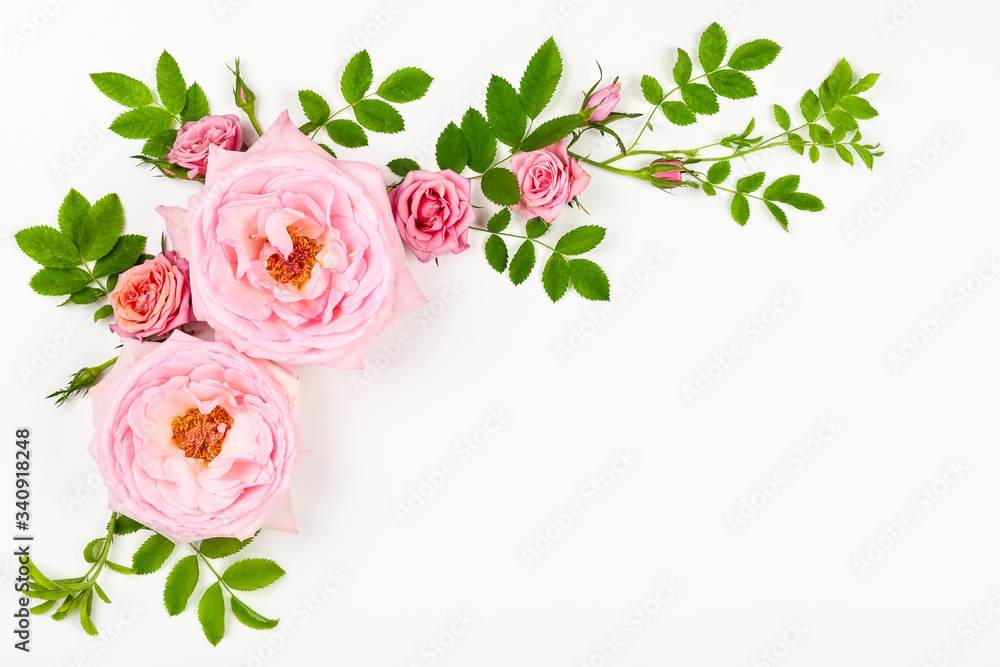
xmin=166 ymin=114 xmax=243 ymax=179
xmin=109 ymin=251 xmax=191 ymax=340
xmin=510 ymin=139 xmax=591 ymax=223
xmin=389 ymin=170 xmax=474 ymax=263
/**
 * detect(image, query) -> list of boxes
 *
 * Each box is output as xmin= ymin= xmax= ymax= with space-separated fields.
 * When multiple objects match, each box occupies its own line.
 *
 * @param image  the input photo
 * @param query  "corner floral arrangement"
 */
xmin=14 ymin=23 xmax=882 ymax=647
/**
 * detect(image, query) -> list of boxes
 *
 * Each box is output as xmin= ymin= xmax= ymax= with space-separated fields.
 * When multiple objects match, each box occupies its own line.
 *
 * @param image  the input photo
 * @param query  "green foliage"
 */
xmin=485 ymin=75 xmax=527 ymax=147
xmin=341 ymin=50 xmax=373 ymax=104
xmin=164 ymin=556 xmax=200 ymax=616
xmin=325 ymin=119 xmax=369 ymax=148
xmin=481 ymin=168 xmax=520 ymax=206
xmin=132 ymin=534 xmax=175 ymax=575
xmin=90 ymin=72 xmax=153 ymax=108
xmin=436 ymin=122 xmax=469 ymax=173
xmin=375 ymin=67 xmax=432 ymax=103
xmin=462 ymin=109 xmax=497 ymax=173
xmin=222 ymin=559 xmax=285 ymax=591
xmin=353 ymin=99 xmax=404 ymax=133
xmin=198 ymin=583 xmax=226 ymax=646
xmin=520 ymin=114 xmax=582 ymax=152
xmin=519 ymin=37 xmax=562 ymax=119
xmin=387 ymin=157 xmax=420 ymax=178
xmin=156 ymin=51 xmax=187 ymax=115
xmin=641 ymin=75 xmax=664 ymax=104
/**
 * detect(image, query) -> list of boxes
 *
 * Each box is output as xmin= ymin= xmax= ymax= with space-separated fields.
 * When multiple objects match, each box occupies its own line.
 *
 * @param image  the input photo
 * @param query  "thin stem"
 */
xmin=570 ymin=153 xmax=646 ymax=179
xmin=626 ymin=72 xmax=711 ymax=153
xmin=468 ymin=226 xmax=559 ymax=253
xmin=79 ymin=261 xmax=109 ymax=295
xmin=191 ymin=544 xmax=250 ymax=607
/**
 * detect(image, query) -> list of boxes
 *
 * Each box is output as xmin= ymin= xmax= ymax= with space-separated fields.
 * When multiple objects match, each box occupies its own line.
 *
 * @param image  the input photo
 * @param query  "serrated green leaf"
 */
xmin=198 ymin=534 xmax=255 ymax=559
xmin=784 ymin=192 xmax=824 ymax=212
xmin=27 ymin=560 xmax=56 ymax=590
xmin=508 ymin=241 xmax=535 ymax=286
xmin=164 ymin=555 xmax=199 ymax=616
xmin=156 ymin=51 xmax=186 ymax=114
xmin=353 ymin=99 xmax=403 ymax=134
xmin=79 ymin=593 xmax=97 ymax=636
xmin=773 ymin=104 xmax=791 ymax=131
xmin=341 ymin=50 xmax=373 ymax=104
xmin=525 ymin=218 xmax=550 ymax=239
xmin=825 ymin=58 xmax=853 ymax=102
xmin=519 ymin=38 xmax=562 ymax=119
xmin=702 ymin=182 xmax=717 ymax=196
xmin=299 ymin=90 xmax=330 ymax=125
xmin=436 ymin=122 xmax=469 ymax=173
xmin=94 ymin=583 xmax=111 ymax=605
xmin=706 ymin=161 xmax=731 ymax=185
xmin=519 ymin=114 xmax=582 ymax=152
xmin=481 ymin=168 xmax=520 ymax=206
xmin=737 ymin=172 xmax=766 ymax=193
xmin=832 ymin=125 xmax=848 ymax=143
xmin=809 ymin=123 xmax=834 ymax=147
xmin=113 ymin=515 xmax=146 ymax=535
xmin=66 ymin=287 xmax=104 ymax=305
xmin=673 ymin=48 xmax=693 ymax=86
xmin=567 ymin=259 xmax=610 ymax=301
xmin=787 ymin=132 xmax=806 ymax=156
xmin=104 ymin=561 xmax=135 ymax=575
xmin=58 ymin=189 xmax=90 ymax=248
xmin=800 ymin=90 xmax=820 ymax=123
xmin=132 ymin=534 xmax=175 ymax=575
xmin=376 ymin=67 xmax=432 ymax=103
xmin=661 ymin=101 xmax=696 ymax=126
xmin=731 ymin=193 xmax=750 ymax=226
xmin=93 ymin=304 xmax=114 ymax=321
xmin=325 ymin=119 xmax=369 ymax=148
xmin=681 ymin=83 xmax=719 ymax=115
xmin=827 ymin=109 xmax=858 ymax=131
xmin=24 ymin=588 xmax=70 ymax=601
xmin=110 ymin=106 xmax=175 ymax=140
xmin=839 ymin=95 xmax=878 ymax=120
xmin=486 ymin=75 xmax=527 ymax=147
xmin=836 ymin=144 xmax=855 ymax=166
xmin=728 ymin=39 xmax=781 ymax=71
xmin=818 ymin=79 xmax=836 ymax=114
xmin=484 ymin=234 xmax=508 ymax=272
xmin=854 ymin=144 xmax=875 ymax=170
xmin=222 ymin=558 xmax=285 ymax=592
xmin=555 ymin=225 xmax=606 ymax=255
xmin=90 ymin=72 xmax=154 ymax=108
xmin=708 ymin=70 xmax=756 ymax=100
xmin=542 ymin=253 xmax=570 ymax=302
xmin=487 ymin=209 xmax=511 ymax=233
xmin=850 ymin=73 xmax=881 ymax=95
xmin=30 ymin=268 xmax=91 ymax=296
xmin=198 ymin=583 xmax=225 ymax=646
xmin=30 ymin=599 xmax=57 ymax=615
xmin=79 ymin=194 xmax=124 ymax=261
xmin=698 ymin=23 xmax=728 ymax=73
xmin=387 ymin=158 xmax=420 ymax=178
xmin=143 ymin=130 xmax=177 ymax=158
xmin=93 ymin=234 xmax=146 ymax=278
xmin=461 ymin=108 xmax=497 ymax=173
xmin=763 ymin=174 xmax=800 ymax=201
xmin=765 ymin=201 xmax=789 ymax=231
xmin=181 ymin=83 xmax=210 ymax=124
xmin=641 ymin=75 xmax=663 ymax=104
xmin=15 ymin=226 xmax=81 ymax=268
xmin=231 ymin=597 xmax=279 ymax=630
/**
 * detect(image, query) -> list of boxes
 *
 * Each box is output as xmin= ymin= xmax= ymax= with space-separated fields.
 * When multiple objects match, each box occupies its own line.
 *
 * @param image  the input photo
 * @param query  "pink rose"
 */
xmin=585 ymin=82 xmax=622 ymax=122
xmin=166 ymin=114 xmax=243 ymax=179
xmin=88 ymin=332 xmax=303 ymax=543
xmin=510 ymin=139 xmax=591 ymax=223
xmin=157 ymin=111 xmax=425 ymax=369
xmin=388 ymin=169 xmax=473 ymax=263
xmin=109 ymin=251 xmax=191 ymax=340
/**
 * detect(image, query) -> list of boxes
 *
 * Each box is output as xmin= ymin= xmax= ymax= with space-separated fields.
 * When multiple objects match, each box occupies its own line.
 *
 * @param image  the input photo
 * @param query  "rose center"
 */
xmin=266 ymin=233 xmax=321 ymax=288
xmin=171 ymin=406 xmax=234 ymax=463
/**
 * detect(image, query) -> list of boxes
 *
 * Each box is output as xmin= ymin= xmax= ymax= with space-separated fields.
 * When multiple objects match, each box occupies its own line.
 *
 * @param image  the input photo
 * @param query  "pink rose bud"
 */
xmin=585 ymin=82 xmax=622 ymax=122
xmin=166 ymin=114 xmax=243 ymax=180
xmin=650 ymin=159 xmax=685 ymax=189
xmin=109 ymin=251 xmax=192 ymax=340
xmin=510 ymin=139 xmax=591 ymax=223
xmin=389 ymin=170 xmax=475 ymax=263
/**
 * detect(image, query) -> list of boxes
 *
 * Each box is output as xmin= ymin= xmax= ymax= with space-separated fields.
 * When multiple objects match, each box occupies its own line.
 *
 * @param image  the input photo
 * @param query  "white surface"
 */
xmin=2 ymin=0 xmax=999 ymax=665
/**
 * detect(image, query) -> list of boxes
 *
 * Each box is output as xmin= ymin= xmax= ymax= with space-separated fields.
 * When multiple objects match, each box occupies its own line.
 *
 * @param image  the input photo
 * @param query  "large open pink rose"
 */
xmin=158 ymin=111 xmax=425 ymax=369
xmin=88 ymin=332 xmax=303 ymax=543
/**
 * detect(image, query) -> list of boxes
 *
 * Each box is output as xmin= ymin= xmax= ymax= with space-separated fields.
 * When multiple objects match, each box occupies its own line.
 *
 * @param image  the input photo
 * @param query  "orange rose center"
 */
xmin=171 ymin=406 xmax=234 ymax=463
xmin=266 ymin=233 xmax=321 ymax=288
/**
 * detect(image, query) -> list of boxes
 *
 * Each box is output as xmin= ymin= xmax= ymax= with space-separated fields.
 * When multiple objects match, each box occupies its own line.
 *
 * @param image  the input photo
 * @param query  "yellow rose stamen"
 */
xmin=266 ymin=233 xmax=321 ymax=288
xmin=171 ymin=406 xmax=234 ymax=463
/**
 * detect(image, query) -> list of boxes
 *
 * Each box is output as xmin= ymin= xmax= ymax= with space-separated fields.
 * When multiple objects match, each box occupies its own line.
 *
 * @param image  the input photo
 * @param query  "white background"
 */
xmin=2 ymin=0 xmax=999 ymax=665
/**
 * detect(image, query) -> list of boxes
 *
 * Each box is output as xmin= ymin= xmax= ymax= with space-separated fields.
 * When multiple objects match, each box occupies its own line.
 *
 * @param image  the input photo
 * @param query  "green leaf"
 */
xmin=763 ymin=175 xmax=800 ymax=201
xmin=673 ymin=48 xmax=693 ymax=86
xmin=79 ymin=194 xmax=124 ymax=261
xmin=702 ymin=182 xmax=717 ymax=196
xmin=181 ymin=83 xmax=210 ymax=124
xmin=827 ymin=109 xmax=858 ymax=131
xmin=818 ymin=80 xmax=836 ymax=114
xmin=641 ymin=75 xmax=663 ymax=104
xmin=698 ymin=23 xmax=728 ymax=73
xmin=299 ymin=90 xmax=330 ymax=125
xmin=156 ymin=51 xmax=187 ymax=115
xmin=508 ymin=241 xmax=535 ymax=286
xmin=24 ymin=588 xmax=70 ymax=601
xmin=485 ymin=75 xmax=527 ymax=147
xmin=800 ymin=90 xmax=820 ymax=123
xmin=231 ymin=597 xmax=279 ymax=630
xmin=809 ymin=145 xmax=821 ymax=163
xmin=706 ymin=161 xmax=731 ymax=185
xmin=113 ymin=515 xmax=146 ymax=535
xmin=784 ymin=192 xmax=824 ymax=212
xmin=681 ymin=83 xmax=719 ymax=115
xmin=736 ymin=172 xmax=766 ymax=193
xmin=787 ymin=132 xmax=806 ymax=156
xmin=850 ymin=73 xmax=881 ymax=95
xmin=104 ymin=561 xmax=135 ymax=575
xmin=519 ymin=37 xmax=562 ymax=119
xmin=66 ymin=287 xmax=104 ymax=305
xmin=484 ymin=235 xmax=508 ymax=272
xmin=143 ymin=130 xmax=177 ymax=158
xmin=58 ymin=189 xmax=90 ymax=248
xmin=30 ymin=268 xmax=91 ymax=296
xmin=481 ymin=168 xmax=520 ymax=206
xmin=341 ymin=50 xmax=373 ymax=104
xmin=80 ymin=593 xmax=98 ymax=636
xmin=825 ymin=58 xmax=853 ymax=102
xmin=567 ymin=259 xmax=610 ymax=301
xmin=708 ymin=70 xmax=756 ymax=100
xmin=854 ymin=144 xmax=875 ymax=170
xmin=90 ymin=72 xmax=153 ymax=108
xmin=94 ymin=304 xmax=114 ymax=321
xmin=461 ymin=108 xmax=497 ymax=173
xmin=728 ymin=39 xmax=781 ymax=71
xmin=832 ymin=125 xmax=848 ymax=143
xmin=163 ymin=555 xmax=200 ymax=616
xmin=94 ymin=583 xmax=111 ymax=605
xmin=765 ymin=201 xmax=789 ymax=231
xmin=198 ymin=583 xmax=225 ymax=646
xmin=375 ymin=67 xmax=432 ymax=103
xmin=836 ymin=144 xmax=855 ymax=166
xmin=198 ymin=534 xmax=255 ymax=559
xmin=353 ymin=99 xmax=404 ymax=134
xmin=839 ymin=95 xmax=878 ymax=119
xmin=110 ymin=106 xmax=175 ymax=140
xmin=387 ymin=158 xmax=420 ymax=178
xmin=436 ymin=122 xmax=469 ymax=173
xmin=132 ymin=534 xmax=175 ymax=575
xmin=222 ymin=558 xmax=285 ymax=592
xmin=525 ymin=218 xmax=550 ymax=239
xmin=542 ymin=253 xmax=570 ymax=302
xmin=325 ymin=119 xmax=369 ymax=148
xmin=773 ymin=104 xmax=791 ymax=131
xmin=487 ymin=209 xmax=511 ymax=233
xmin=31 ymin=600 xmax=57 ymax=615
xmin=555 ymin=225 xmax=606 ymax=255
xmin=519 ymin=114 xmax=582 ymax=152
xmin=15 ymin=226 xmax=80 ymax=268
xmin=661 ymin=101 xmax=696 ymax=126
xmin=731 ymin=193 xmax=750 ymax=226
xmin=93 ymin=234 xmax=146 ymax=278
xmin=809 ymin=123 xmax=834 ymax=147
xmin=83 ymin=538 xmax=105 ymax=564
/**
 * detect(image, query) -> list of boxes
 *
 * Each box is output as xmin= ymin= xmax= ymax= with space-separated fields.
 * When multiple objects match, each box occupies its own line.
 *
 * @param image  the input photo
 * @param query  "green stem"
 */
xmin=79 ymin=261 xmax=109 ymax=295
xmin=468 ymin=226 xmax=559 ymax=253
xmin=691 ymin=173 xmax=768 ymax=203
xmin=191 ymin=544 xmax=250 ymax=608
xmin=627 ymin=72 xmax=711 ymax=153
xmin=570 ymin=153 xmax=647 ymax=179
